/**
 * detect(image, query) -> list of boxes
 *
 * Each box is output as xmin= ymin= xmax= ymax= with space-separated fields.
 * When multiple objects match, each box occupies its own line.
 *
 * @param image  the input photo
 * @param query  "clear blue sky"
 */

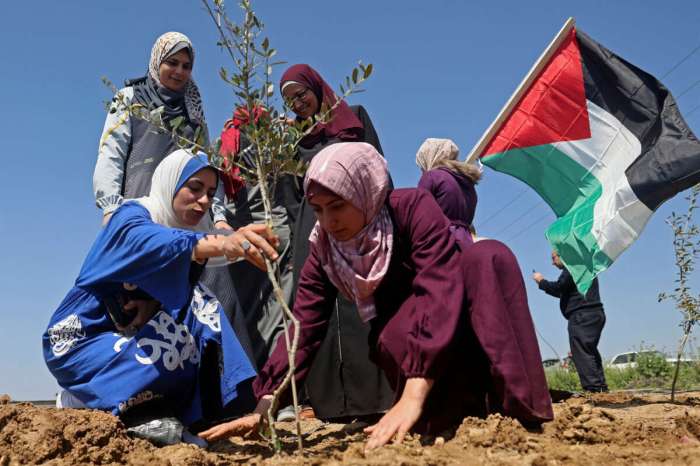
xmin=2 ymin=1 xmax=700 ymax=400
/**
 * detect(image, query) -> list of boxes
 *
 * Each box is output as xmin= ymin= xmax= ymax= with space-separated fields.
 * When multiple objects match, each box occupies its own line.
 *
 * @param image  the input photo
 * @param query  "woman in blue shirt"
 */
xmin=43 ymin=150 xmax=279 ymax=444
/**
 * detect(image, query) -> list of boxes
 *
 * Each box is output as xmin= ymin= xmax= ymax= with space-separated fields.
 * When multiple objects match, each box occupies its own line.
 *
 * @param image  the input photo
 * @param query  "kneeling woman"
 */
xmin=43 ymin=150 xmax=279 ymax=443
xmin=199 ymin=143 xmax=552 ymax=448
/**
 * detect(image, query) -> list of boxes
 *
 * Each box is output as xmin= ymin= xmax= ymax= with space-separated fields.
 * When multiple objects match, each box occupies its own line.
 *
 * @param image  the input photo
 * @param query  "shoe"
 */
xmin=126 ymin=417 xmax=184 ymax=446
xmin=56 ymin=389 xmax=87 ymax=409
xmin=276 ymin=404 xmax=296 ymax=422
xmin=299 ymin=405 xmax=316 ymax=420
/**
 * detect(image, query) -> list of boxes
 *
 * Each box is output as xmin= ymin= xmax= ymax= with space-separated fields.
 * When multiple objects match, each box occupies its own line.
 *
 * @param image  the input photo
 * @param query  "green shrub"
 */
xmin=603 ymin=367 xmax=636 ymax=390
xmin=635 ymin=350 xmax=672 ymax=381
xmin=546 ymin=367 xmax=581 ymax=392
xmin=545 ymin=343 xmax=700 ymax=392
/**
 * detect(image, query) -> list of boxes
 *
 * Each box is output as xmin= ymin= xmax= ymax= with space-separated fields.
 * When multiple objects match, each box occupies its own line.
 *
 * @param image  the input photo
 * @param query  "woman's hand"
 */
xmin=364 ymin=377 xmax=434 ymax=451
xmin=237 ymin=223 xmax=280 ymax=249
xmin=193 ymin=224 xmax=279 ymax=268
xmin=222 ymin=224 xmax=280 ymax=271
xmin=198 ymin=396 xmax=273 ymax=442
xmin=214 ymin=220 xmax=234 ymax=231
xmin=114 ymin=299 xmax=160 ymax=334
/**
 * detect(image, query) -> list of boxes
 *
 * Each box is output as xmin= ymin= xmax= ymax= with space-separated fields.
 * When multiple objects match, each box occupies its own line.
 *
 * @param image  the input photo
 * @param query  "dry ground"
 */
xmin=3 ymin=391 xmax=700 ymax=465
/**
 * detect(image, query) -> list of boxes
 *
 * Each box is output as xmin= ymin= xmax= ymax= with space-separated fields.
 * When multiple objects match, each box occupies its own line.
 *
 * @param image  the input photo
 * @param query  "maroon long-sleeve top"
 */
xmin=254 ymin=188 xmax=462 ymax=391
xmin=418 ymin=167 xmax=477 ymax=245
xmin=254 ymin=188 xmax=553 ymax=429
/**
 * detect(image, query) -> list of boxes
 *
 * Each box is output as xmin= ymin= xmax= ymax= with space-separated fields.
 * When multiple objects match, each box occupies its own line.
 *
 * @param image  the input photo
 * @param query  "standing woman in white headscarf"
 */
xmin=92 ymin=32 xmax=260 ymax=362
xmin=93 ymin=31 xmax=230 ymax=230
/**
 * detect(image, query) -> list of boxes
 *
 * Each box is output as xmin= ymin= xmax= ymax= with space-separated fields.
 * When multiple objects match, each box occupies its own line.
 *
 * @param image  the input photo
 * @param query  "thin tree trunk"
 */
xmin=671 ymin=329 xmax=690 ymax=402
xmin=256 ymin=160 xmax=303 ymax=453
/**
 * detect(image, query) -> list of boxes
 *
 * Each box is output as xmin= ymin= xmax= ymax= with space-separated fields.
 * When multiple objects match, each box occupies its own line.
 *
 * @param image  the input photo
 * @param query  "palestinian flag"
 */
xmin=475 ymin=22 xmax=700 ymax=293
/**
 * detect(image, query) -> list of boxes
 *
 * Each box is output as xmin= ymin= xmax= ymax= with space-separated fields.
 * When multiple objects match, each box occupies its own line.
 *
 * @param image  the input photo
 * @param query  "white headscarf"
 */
xmin=415 ymin=138 xmax=460 ymax=172
xmin=136 ymin=149 xmax=215 ymax=233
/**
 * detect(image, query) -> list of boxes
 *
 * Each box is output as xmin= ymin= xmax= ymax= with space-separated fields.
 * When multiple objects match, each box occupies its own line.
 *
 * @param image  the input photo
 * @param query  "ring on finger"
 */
xmin=241 ymin=239 xmax=252 ymax=252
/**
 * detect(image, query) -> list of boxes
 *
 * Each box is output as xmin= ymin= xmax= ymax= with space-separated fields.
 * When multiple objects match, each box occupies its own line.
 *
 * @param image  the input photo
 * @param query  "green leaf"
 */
xmin=170 ymin=116 xmax=185 ymax=131
xmin=352 ymin=67 xmax=358 ymax=83
xmin=262 ymin=37 xmax=269 ymax=51
xmin=193 ymin=126 xmax=202 ymax=146
xmin=364 ymin=63 xmax=373 ymax=79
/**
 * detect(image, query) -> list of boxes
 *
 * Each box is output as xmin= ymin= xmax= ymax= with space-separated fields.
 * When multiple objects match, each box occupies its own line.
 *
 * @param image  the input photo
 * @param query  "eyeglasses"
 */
xmin=287 ymin=88 xmax=310 ymax=107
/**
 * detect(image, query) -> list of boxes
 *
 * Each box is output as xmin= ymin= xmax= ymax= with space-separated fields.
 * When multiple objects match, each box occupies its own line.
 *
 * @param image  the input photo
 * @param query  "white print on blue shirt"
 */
xmin=190 ymin=285 xmax=221 ymax=333
xmin=118 ymin=390 xmax=163 ymax=414
xmin=49 ymin=314 xmax=86 ymax=357
xmin=114 ymin=311 xmax=200 ymax=371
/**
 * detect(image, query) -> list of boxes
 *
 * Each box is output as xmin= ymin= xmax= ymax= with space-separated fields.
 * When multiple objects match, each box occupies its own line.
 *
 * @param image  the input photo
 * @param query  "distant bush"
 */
xmin=604 ymin=366 xmax=636 ymax=389
xmin=545 ymin=366 xmax=581 ymax=392
xmin=546 ymin=353 xmax=700 ymax=392
xmin=670 ymin=361 xmax=700 ymax=390
xmin=635 ymin=350 xmax=672 ymax=383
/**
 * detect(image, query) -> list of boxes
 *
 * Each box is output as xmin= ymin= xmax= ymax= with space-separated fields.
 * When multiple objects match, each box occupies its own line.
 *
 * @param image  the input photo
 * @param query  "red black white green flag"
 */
xmin=473 ymin=20 xmax=700 ymax=294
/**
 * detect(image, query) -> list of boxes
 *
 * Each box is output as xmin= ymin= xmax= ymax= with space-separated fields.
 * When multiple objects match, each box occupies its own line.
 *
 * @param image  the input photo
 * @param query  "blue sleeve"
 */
xmin=75 ymin=203 xmax=205 ymax=309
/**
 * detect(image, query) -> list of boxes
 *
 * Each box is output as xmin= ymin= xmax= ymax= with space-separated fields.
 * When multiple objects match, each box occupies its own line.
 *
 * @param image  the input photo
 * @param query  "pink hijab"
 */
xmin=305 ymin=142 xmax=393 ymax=322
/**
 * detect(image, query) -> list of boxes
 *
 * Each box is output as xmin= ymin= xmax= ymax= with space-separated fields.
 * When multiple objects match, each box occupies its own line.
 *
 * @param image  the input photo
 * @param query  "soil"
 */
xmin=3 ymin=391 xmax=700 ymax=465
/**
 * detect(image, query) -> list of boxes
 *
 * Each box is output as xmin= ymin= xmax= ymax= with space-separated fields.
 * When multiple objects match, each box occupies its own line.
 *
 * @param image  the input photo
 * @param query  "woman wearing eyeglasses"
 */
xmin=278 ymin=64 xmax=393 ymax=422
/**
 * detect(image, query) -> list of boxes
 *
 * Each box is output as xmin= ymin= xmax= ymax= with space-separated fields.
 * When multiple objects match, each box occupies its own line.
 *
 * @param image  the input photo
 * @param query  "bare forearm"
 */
xmin=401 ymin=377 xmax=434 ymax=404
xmin=192 ymin=235 xmax=226 ymax=262
xmin=192 ymin=225 xmax=280 ymax=269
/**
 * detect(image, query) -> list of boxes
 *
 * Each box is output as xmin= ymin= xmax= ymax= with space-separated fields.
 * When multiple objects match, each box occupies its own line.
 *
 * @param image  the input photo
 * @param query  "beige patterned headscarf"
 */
xmin=415 ymin=138 xmax=460 ymax=172
xmin=148 ymin=32 xmax=206 ymax=126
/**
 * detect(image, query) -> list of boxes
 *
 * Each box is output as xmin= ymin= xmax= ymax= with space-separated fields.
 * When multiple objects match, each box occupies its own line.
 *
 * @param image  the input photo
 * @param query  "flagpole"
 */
xmin=466 ymin=17 xmax=576 ymax=163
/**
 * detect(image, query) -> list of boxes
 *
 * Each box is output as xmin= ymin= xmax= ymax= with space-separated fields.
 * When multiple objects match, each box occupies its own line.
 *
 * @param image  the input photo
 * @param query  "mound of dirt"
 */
xmin=0 ymin=403 xmax=154 ymax=465
xmin=3 ymin=392 xmax=700 ymax=465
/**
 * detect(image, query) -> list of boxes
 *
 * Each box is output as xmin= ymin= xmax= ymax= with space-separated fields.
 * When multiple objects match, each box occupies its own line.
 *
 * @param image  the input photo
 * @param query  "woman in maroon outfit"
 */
xmin=199 ymin=142 xmax=552 ymax=449
xmin=415 ymin=138 xmax=481 ymax=245
xmin=281 ymin=64 xmax=393 ymax=421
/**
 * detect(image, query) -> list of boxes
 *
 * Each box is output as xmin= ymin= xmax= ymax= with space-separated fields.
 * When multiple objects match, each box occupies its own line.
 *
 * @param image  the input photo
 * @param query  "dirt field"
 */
xmin=3 ymin=391 xmax=700 ymax=465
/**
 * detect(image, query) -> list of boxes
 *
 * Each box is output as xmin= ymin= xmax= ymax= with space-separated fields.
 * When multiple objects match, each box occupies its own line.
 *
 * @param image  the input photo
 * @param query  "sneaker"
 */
xmin=56 ymin=389 xmax=87 ymax=409
xmin=126 ymin=417 xmax=184 ymax=446
xmin=276 ymin=404 xmax=296 ymax=422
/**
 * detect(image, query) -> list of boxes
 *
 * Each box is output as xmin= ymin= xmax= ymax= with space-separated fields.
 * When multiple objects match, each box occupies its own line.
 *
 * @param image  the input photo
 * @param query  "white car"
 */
xmin=608 ymin=350 xmax=694 ymax=369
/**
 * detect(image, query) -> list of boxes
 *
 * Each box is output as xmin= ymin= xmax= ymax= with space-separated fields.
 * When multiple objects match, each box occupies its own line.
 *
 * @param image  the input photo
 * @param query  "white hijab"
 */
xmin=136 ymin=149 xmax=238 ymax=267
xmin=136 ymin=149 xmax=215 ymax=232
